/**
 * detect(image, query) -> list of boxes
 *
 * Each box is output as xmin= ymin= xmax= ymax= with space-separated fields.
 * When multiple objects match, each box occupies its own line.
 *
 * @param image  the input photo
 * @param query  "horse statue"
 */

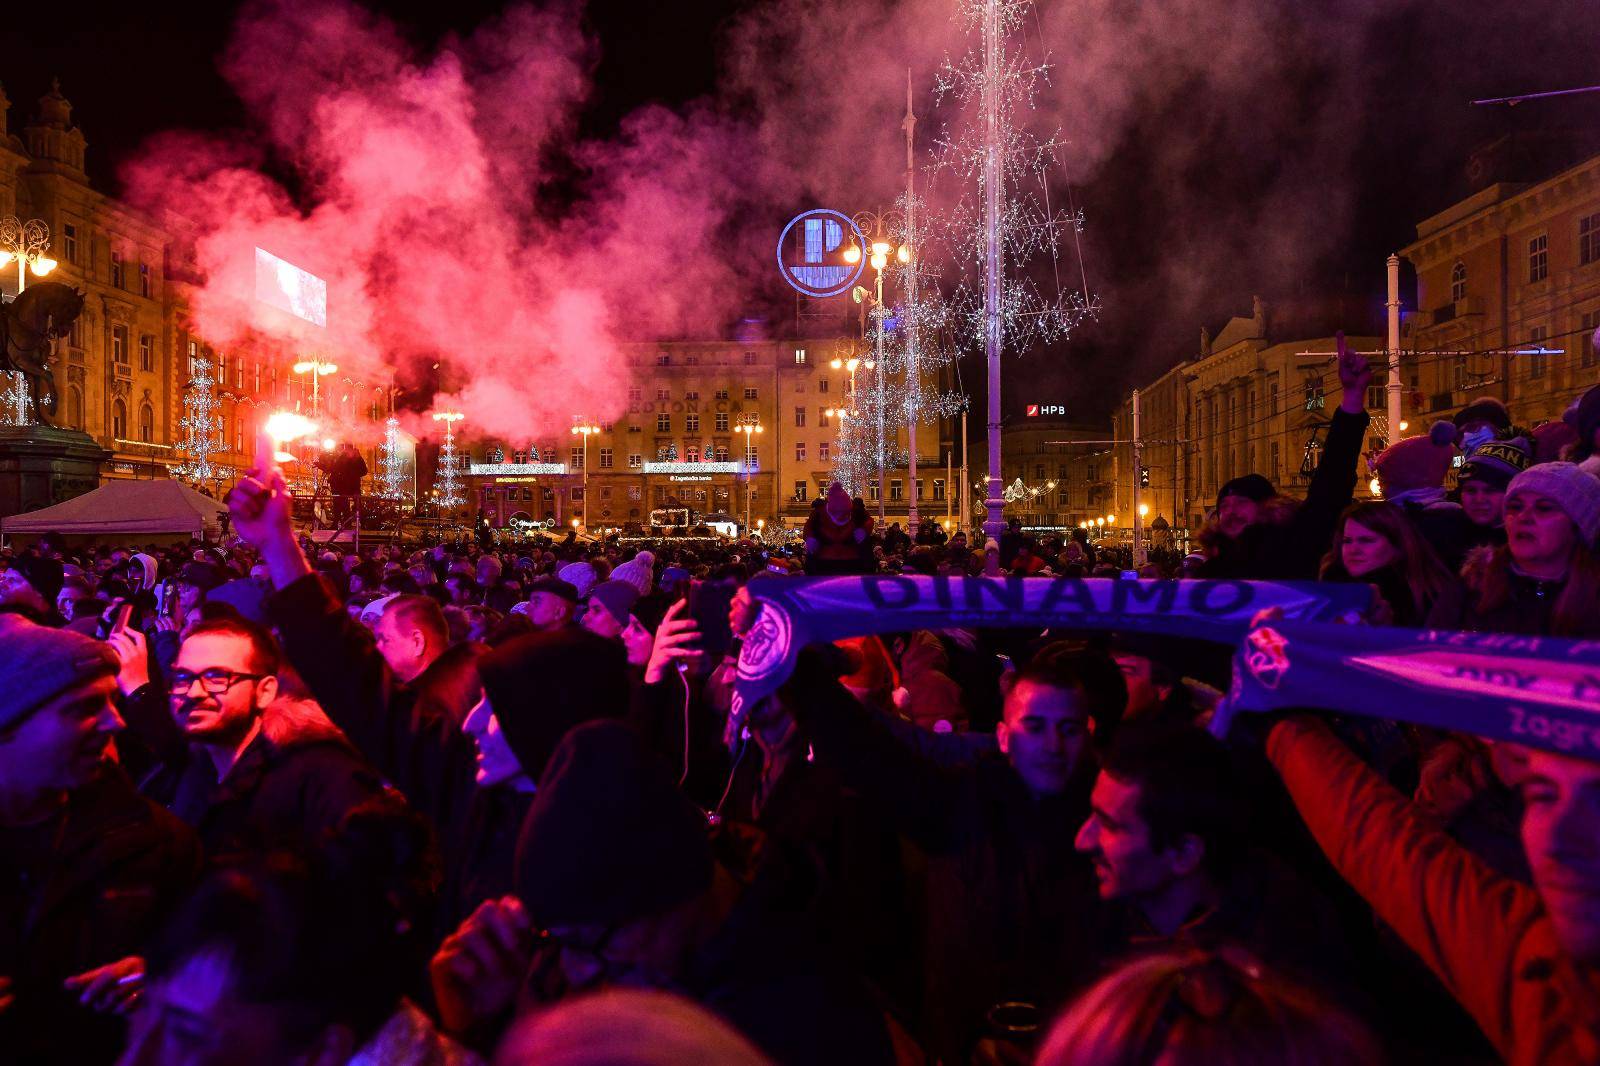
xmin=0 ymin=282 xmax=84 ymax=426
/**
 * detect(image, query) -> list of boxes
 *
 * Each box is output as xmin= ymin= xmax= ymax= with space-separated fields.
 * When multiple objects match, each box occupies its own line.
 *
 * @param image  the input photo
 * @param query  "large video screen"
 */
xmin=254 ymin=248 xmax=327 ymax=328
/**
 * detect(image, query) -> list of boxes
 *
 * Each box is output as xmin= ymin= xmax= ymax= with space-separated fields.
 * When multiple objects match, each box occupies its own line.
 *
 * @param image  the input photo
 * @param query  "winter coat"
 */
xmin=1201 ymin=408 xmax=1370 ymax=580
xmin=1425 ymin=556 xmax=1570 ymax=637
xmin=0 ymin=767 xmax=200 ymax=1065
xmin=784 ymin=657 xmax=1097 ymax=1062
xmin=136 ymin=696 xmax=385 ymax=857
xmin=266 ymin=574 xmax=535 ymax=939
xmin=409 ymin=640 xmax=486 ymax=729
xmin=1268 ymin=716 xmax=1600 ymax=1065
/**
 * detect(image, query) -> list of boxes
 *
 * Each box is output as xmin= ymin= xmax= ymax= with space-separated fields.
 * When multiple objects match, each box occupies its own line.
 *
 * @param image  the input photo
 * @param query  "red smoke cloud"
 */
xmin=123 ymin=0 xmax=756 ymax=447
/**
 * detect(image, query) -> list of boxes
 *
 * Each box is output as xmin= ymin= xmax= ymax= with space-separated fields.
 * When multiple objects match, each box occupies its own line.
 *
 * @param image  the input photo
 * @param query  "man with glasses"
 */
xmin=112 ymin=614 xmax=382 ymax=855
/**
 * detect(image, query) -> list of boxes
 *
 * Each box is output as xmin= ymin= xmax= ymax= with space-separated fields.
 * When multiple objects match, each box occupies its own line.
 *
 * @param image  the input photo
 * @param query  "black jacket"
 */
xmin=784 ymin=658 xmax=1097 ymax=1062
xmin=266 ymin=574 xmax=534 ymax=937
xmin=1427 ymin=568 xmax=1571 ymax=637
xmin=0 ymin=767 xmax=199 ymax=1065
xmin=1201 ymin=407 xmax=1370 ymax=581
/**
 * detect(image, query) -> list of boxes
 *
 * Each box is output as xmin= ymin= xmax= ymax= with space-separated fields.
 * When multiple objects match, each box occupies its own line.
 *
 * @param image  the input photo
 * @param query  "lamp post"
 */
xmin=825 ymin=354 xmax=870 ymax=495
xmin=432 ymin=411 xmax=465 ymax=517
xmin=292 ymin=359 xmax=338 ymax=418
xmin=570 ymin=417 xmax=600 ymax=531
xmin=0 ymin=216 xmax=57 ymax=294
xmin=842 ymin=210 xmax=909 ymax=525
xmin=734 ymin=412 xmax=763 ymax=535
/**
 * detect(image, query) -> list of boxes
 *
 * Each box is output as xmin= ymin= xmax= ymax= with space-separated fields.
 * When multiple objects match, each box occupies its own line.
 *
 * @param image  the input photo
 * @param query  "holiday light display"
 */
xmin=175 ymin=356 xmax=223 ymax=486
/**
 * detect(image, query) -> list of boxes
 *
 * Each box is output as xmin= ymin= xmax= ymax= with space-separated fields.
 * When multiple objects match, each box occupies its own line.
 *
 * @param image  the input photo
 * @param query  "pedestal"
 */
xmin=0 ymin=425 xmax=110 ymax=522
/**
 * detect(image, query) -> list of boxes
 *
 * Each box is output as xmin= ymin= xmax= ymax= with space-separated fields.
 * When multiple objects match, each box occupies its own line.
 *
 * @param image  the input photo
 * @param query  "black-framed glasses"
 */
xmin=168 ymin=669 xmax=266 ymax=696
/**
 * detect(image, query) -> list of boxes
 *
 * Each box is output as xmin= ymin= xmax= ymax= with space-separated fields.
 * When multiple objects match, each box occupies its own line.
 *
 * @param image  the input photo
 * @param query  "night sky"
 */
xmin=7 ymin=0 xmax=1599 ymax=423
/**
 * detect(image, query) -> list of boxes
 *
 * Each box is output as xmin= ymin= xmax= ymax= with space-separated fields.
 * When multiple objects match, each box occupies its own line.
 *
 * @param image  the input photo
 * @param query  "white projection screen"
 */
xmin=254 ymin=248 xmax=327 ymax=328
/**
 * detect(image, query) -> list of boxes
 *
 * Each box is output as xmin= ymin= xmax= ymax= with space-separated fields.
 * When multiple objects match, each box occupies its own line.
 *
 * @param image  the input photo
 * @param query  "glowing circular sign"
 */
xmin=776 ymin=208 xmax=865 ymax=298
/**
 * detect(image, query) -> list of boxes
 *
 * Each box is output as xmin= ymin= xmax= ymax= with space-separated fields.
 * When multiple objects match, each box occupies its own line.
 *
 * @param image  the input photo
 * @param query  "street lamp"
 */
xmin=292 ymin=359 xmax=338 ymax=417
xmin=570 ymin=417 xmax=600 ymax=530
xmin=0 ymin=216 xmax=57 ymax=294
xmin=734 ymin=412 xmax=763 ymax=535
xmin=849 ymin=209 xmax=909 ymax=525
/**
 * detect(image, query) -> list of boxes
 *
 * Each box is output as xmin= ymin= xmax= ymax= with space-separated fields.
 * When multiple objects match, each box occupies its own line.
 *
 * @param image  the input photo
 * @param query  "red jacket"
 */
xmin=1268 ymin=717 xmax=1600 ymax=1065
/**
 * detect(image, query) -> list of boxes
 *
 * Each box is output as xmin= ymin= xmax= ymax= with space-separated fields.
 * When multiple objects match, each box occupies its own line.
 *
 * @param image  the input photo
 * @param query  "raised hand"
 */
xmin=645 ymin=599 xmax=704 ymax=684
xmin=63 ymin=956 xmax=145 ymax=1016
xmin=429 ymin=896 xmax=534 ymax=1038
xmin=106 ymin=626 xmax=151 ymax=696
xmin=1336 ymin=330 xmax=1373 ymax=414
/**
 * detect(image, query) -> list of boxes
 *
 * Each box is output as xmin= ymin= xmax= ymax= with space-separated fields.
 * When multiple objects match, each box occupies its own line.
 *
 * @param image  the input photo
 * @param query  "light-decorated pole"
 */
xmin=981 ymin=0 xmax=1004 ymax=575
xmin=734 ymin=412 xmax=763 ymax=535
xmin=825 ymin=354 xmax=870 ymax=494
xmin=291 ymin=359 xmax=338 ymax=418
xmin=570 ymin=417 xmax=600 ymax=531
xmin=432 ymin=411 xmax=465 ymax=516
xmin=903 ymin=69 xmax=921 ymax=529
xmin=842 ymin=212 xmax=909 ymax=525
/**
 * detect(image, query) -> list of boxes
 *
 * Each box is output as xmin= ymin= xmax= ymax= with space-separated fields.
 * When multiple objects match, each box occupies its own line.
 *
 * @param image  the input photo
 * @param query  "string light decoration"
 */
xmin=0 ymin=373 xmax=30 ymax=427
xmin=175 ymin=356 xmax=222 ymax=485
xmin=432 ymin=411 xmax=465 ymax=510
xmin=932 ymin=0 xmax=1097 ymax=563
xmin=377 ymin=417 xmax=409 ymax=502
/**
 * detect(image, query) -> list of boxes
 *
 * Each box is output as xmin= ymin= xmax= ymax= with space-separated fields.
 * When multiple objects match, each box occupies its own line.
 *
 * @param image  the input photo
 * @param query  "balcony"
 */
xmin=113 ymin=361 xmax=132 ymax=381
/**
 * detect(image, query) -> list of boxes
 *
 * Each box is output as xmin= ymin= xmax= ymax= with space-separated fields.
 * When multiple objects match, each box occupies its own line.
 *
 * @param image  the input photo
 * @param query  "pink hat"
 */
xmin=1374 ymin=421 xmax=1457 ymax=496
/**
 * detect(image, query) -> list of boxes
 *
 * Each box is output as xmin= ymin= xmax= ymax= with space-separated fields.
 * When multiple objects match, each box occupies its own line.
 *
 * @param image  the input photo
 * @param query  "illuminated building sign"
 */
xmin=669 ymin=475 xmax=713 ymax=482
xmin=469 ymin=463 xmax=568 ymax=475
xmin=1026 ymin=404 xmax=1066 ymax=417
xmin=254 ymin=248 xmax=327 ymax=328
xmin=645 ymin=461 xmax=741 ymax=474
xmin=776 ymin=209 xmax=865 ymax=298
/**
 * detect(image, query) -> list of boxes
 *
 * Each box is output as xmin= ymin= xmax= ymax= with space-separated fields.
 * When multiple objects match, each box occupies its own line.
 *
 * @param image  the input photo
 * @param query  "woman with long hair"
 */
xmin=1428 ymin=462 xmax=1600 ymax=638
xmin=1319 ymin=501 xmax=1460 ymax=627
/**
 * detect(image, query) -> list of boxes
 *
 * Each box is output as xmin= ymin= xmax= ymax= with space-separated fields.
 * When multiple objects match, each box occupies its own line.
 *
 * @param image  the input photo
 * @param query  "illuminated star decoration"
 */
xmin=929 ymin=0 xmax=1097 ymax=357
xmin=175 ymin=356 xmax=224 ymax=486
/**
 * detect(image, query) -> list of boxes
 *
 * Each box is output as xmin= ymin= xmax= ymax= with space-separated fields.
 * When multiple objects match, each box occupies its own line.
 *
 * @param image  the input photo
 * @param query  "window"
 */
xmin=110 ymin=249 xmax=124 ymax=288
xmin=1270 ymin=442 xmax=1280 ymax=481
xmin=933 ymin=479 xmax=946 ymax=501
xmin=628 ymin=453 xmax=643 ymax=469
xmin=890 ymin=480 xmax=903 ymax=501
xmin=112 ymin=326 xmax=128 ymax=364
xmin=819 ymin=441 xmax=830 ymax=461
xmin=139 ymin=263 xmax=151 ymax=298
xmin=66 ymin=385 xmax=82 ymax=429
xmin=1528 ymin=234 xmax=1548 ymax=283
xmin=1582 ymin=213 xmax=1600 ymax=266
xmin=819 ymin=378 xmax=829 ymax=393
xmin=598 ymin=448 xmax=614 ymax=469
xmin=685 ymin=413 xmax=700 ymax=433
xmin=1450 ymin=262 xmax=1467 ymax=303
xmin=1035 ymin=463 xmax=1045 ymax=479
xmin=869 ymin=482 xmax=879 ymax=501
xmin=1365 ymin=373 xmax=1387 ymax=410
xmin=794 ymin=406 xmax=806 ymax=427
xmin=744 ymin=352 xmax=758 ymax=365
xmin=628 ymin=387 xmax=642 ymax=411
xmin=1452 ymin=354 xmax=1469 ymax=392
xmin=655 ymin=387 xmax=670 ymax=402
xmin=657 ymin=414 xmax=671 ymax=432
xmin=915 ymin=480 xmax=924 ymax=500
xmin=70 ymin=317 xmax=82 ymax=348
xmin=657 ymin=354 xmax=671 ymax=366
xmin=794 ymin=480 xmax=808 ymax=501
xmin=686 ymin=444 xmax=699 ymax=462
xmin=63 ymin=224 xmax=78 ymax=264
xmin=715 ymin=445 xmax=729 ymax=462
xmin=684 ymin=355 xmax=698 ymax=366
xmin=794 ymin=348 xmax=807 ymax=364
xmin=1528 ymin=326 xmax=1548 ymax=380
xmin=795 ymin=442 xmax=806 ymax=462
xmin=570 ymin=447 xmax=584 ymax=469
xmin=715 ymin=389 xmax=729 ymax=400
xmin=715 ymin=413 xmax=729 ymax=432
xmin=139 ymin=403 xmax=154 ymax=443
xmin=819 ymin=407 xmax=830 ymax=428
xmin=112 ymin=399 xmax=126 ymax=439
xmin=744 ymin=387 xmax=759 ymax=400
xmin=139 ymin=335 xmax=153 ymax=372
xmin=684 ymin=390 xmax=699 ymax=400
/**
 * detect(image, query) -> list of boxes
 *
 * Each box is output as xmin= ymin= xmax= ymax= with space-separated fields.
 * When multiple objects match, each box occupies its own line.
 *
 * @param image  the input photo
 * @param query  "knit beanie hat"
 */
xmin=609 ymin=558 xmax=653 ymax=598
xmin=1453 ymin=397 xmax=1512 ymax=433
xmin=1565 ymin=384 xmax=1600 ymax=456
xmin=14 ymin=555 xmax=65 ymax=604
xmin=476 ymin=628 xmax=630 ymax=784
xmin=0 ymin=614 xmax=118 ymax=731
xmin=1506 ymin=462 xmax=1600 ymax=546
xmin=515 ymin=720 xmax=713 ymax=928
xmin=1215 ymin=474 xmax=1276 ymax=511
xmin=557 ymin=561 xmax=600 ymax=599
xmin=1533 ymin=420 xmax=1579 ymax=464
xmin=1375 ymin=421 xmax=1457 ymax=497
xmin=1458 ymin=436 xmax=1532 ymax=492
xmin=586 ymin=580 xmax=640 ymax=627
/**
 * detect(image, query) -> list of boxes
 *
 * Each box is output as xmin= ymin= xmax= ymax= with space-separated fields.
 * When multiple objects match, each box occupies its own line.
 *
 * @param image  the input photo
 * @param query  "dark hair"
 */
xmin=183 ymin=615 xmax=281 ymax=676
xmin=1014 ymin=641 xmax=1129 ymax=739
xmin=1100 ymin=723 xmax=1244 ymax=879
xmin=382 ymin=594 xmax=449 ymax=644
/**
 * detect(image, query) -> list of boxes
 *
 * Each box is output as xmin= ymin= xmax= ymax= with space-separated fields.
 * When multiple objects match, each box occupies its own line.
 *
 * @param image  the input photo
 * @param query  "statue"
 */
xmin=0 ymin=282 xmax=85 ymax=426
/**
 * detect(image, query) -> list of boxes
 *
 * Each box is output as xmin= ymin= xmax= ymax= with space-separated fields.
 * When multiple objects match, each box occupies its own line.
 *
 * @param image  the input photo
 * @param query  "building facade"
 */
xmin=967 ymin=421 xmax=1105 ymax=532
xmin=1402 ymin=151 xmax=1600 ymax=430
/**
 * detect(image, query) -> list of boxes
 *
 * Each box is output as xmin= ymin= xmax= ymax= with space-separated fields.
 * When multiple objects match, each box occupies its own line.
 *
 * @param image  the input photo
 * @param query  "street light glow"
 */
xmin=1138 ymin=503 xmax=1149 ymax=518
xmin=842 ymin=245 xmax=861 ymax=264
xmin=265 ymin=411 xmax=315 ymax=442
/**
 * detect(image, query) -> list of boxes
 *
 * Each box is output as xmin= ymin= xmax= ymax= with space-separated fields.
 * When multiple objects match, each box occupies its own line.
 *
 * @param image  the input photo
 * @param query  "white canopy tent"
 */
xmin=2 ymin=479 xmax=228 ymax=539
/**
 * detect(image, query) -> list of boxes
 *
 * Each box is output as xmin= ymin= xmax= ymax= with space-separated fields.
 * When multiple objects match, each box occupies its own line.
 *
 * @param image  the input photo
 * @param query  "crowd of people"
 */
xmin=1 ymin=332 xmax=1599 ymax=1066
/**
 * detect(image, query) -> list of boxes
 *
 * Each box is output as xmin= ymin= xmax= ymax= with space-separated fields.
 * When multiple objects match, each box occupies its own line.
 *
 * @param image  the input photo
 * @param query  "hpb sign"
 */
xmin=776 ymin=209 xmax=865 ymax=298
xmin=1026 ymin=404 xmax=1066 ymax=417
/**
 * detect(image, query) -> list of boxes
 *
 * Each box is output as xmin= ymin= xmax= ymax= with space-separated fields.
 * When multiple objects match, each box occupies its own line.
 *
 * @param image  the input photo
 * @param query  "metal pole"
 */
xmin=981 ymin=0 xmax=1004 ymax=575
xmin=1132 ymin=389 xmax=1145 ymax=566
xmin=946 ymin=448 xmax=953 ymax=525
xmin=1386 ymin=253 xmax=1403 ymax=441
xmin=960 ymin=408 xmax=969 ymax=533
xmin=582 ymin=433 xmax=589 ymax=530
xmin=905 ymin=69 xmax=920 ymax=530
xmin=875 ymin=270 xmax=886 ymax=526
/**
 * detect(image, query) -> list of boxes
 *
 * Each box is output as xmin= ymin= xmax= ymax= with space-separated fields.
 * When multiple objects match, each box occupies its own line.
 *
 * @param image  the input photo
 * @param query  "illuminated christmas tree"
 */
xmin=433 ymin=412 xmax=465 ymax=510
xmin=0 ymin=373 xmax=31 ymax=427
xmin=175 ymin=356 xmax=222 ymax=485
xmin=377 ymin=417 xmax=409 ymax=502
